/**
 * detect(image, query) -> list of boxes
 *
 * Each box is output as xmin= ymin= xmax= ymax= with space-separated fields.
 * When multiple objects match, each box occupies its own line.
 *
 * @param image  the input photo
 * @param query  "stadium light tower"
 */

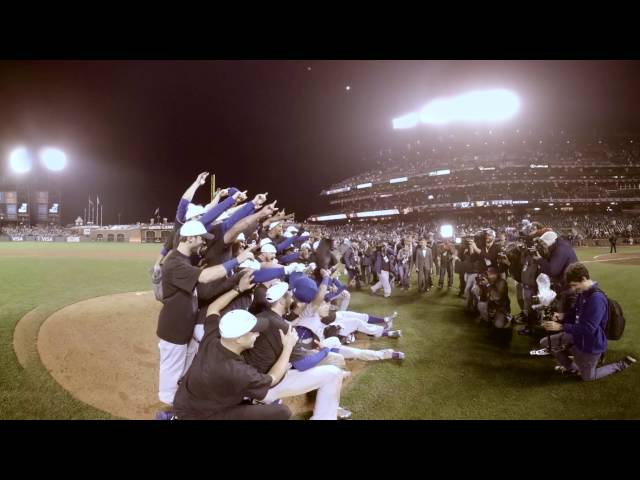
xmin=440 ymin=224 xmax=454 ymax=239
xmin=8 ymin=147 xmax=33 ymax=174
xmin=39 ymin=147 xmax=67 ymax=171
xmin=393 ymin=88 xmax=520 ymax=129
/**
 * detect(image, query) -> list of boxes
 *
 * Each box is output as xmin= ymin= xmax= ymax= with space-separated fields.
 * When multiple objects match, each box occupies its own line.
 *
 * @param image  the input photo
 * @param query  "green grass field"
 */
xmin=1 ymin=242 xmax=639 ymax=419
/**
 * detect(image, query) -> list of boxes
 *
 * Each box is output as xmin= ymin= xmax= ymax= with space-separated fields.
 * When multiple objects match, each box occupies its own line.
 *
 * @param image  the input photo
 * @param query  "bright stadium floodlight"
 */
xmin=392 ymin=112 xmax=420 ymax=130
xmin=421 ymin=89 xmax=520 ymax=125
xmin=440 ymin=224 xmax=454 ymax=238
xmin=39 ymin=147 xmax=67 ymax=171
xmin=9 ymin=147 xmax=32 ymax=174
xmin=396 ymin=88 xmax=520 ymax=129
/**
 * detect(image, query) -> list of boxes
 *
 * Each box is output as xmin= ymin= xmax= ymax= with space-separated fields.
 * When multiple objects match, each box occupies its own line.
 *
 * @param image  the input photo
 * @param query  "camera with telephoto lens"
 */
xmin=476 ymin=273 xmax=489 ymax=287
xmin=531 ymin=295 xmax=556 ymax=325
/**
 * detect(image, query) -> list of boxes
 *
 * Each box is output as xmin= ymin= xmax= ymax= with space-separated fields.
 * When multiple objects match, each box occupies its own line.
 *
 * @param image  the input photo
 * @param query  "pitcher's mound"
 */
xmin=38 ymin=291 xmax=164 ymax=419
xmin=38 ymin=291 xmax=370 ymax=419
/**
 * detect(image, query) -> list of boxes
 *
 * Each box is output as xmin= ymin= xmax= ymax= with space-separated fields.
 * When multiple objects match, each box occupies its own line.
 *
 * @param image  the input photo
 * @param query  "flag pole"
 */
xmin=211 ymin=174 xmax=216 ymax=202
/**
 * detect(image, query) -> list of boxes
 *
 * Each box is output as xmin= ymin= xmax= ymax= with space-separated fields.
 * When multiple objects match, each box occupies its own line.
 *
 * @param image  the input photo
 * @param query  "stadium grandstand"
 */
xmin=309 ymin=129 xmax=640 ymax=234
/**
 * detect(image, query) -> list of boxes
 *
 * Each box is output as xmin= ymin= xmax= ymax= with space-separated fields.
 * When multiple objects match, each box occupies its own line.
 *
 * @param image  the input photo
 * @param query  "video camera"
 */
xmin=531 ymin=297 xmax=556 ymax=324
xmin=530 ymin=273 xmax=558 ymax=326
xmin=475 ymin=272 xmax=490 ymax=288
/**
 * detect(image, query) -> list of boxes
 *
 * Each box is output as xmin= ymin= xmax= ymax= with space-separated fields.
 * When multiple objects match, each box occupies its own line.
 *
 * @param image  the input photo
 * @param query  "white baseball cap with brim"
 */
xmin=269 ymin=221 xmax=281 ymax=230
xmin=539 ymin=231 xmax=558 ymax=247
xmin=186 ymin=203 xmax=206 ymax=220
xmin=260 ymin=238 xmax=274 ymax=247
xmin=300 ymin=242 xmax=311 ymax=250
xmin=180 ymin=220 xmax=214 ymax=240
xmin=266 ymin=282 xmax=289 ymax=303
xmin=261 ymin=243 xmax=277 ymax=254
xmin=283 ymin=225 xmax=299 ymax=238
xmin=239 ymin=258 xmax=262 ymax=270
xmin=219 ymin=310 xmax=269 ymax=339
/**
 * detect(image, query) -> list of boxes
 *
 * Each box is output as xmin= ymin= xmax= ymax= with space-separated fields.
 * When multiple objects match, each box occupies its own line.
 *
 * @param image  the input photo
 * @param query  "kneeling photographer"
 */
xmin=474 ymin=266 xmax=511 ymax=328
xmin=540 ymin=262 xmax=636 ymax=380
xmin=532 ymin=231 xmax=578 ymax=314
xmin=505 ymin=239 xmax=541 ymax=336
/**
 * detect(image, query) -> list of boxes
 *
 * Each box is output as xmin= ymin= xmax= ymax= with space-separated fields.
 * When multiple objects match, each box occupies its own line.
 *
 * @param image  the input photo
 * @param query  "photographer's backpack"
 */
xmin=595 ymin=288 xmax=626 ymax=340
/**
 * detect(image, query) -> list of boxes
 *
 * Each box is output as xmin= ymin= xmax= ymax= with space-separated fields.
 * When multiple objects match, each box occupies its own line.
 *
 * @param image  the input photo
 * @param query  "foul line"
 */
xmin=583 ymin=256 xmax=640 ymax=264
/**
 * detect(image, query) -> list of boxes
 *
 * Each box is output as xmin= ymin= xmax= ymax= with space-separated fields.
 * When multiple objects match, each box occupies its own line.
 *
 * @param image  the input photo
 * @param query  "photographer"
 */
xmin=474 ymin=266 xmax=511 ymax=328
xmin=532 ymin=231 xmax=578 ymax=313
xmin=459 ymin=234 xmax=485 ymax=313
xmin=361 ymin=240 xmax=374 ymax=285
xmin=414 ymin=237 xmax=433 ymax=293
xmin=396 ymin=241 xmax=412 ymax=291
xmin=502 ymin=230 xmax=541 ymax=336
xmin=540 ymin=262 xmax=636 ymax=380
xmin=342 ymin=240 xmax=361 ymax=290
xmin=490 ymin=231 xmax=511 ymax=279
xmin=426 ymin=233 xmax=439 ymax=278
xmin=438 ymin=240 xmax=455 ymax=290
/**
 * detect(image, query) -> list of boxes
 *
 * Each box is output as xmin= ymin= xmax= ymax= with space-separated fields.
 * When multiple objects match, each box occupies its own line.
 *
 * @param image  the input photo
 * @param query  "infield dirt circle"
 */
xmin=591 ymin=252 xmax=640 ymax=265
xmin=36 ymin=292 xmax=366 ymax=419
xmin=37 ymin=291 xmax=165 ymax=419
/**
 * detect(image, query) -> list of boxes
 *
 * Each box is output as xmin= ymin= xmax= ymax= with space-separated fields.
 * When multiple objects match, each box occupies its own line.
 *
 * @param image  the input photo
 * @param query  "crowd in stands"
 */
xmin=327 ymin=129 xmax=640 ymax=191
xmin=0 ymin=225 xmax=70 ymax=237
xmin=310 ymin=211 xmax=640 ymax=248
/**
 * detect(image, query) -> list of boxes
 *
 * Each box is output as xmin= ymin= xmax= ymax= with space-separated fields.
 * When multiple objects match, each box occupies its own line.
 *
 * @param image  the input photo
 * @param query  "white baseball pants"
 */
xmin=261 ymin=365 xmax=344 ymax=420
xmin=371 ymin=270 xmax=391 ymax=297
xmin=158 ymin=327 xmax=201 ymax=405
xmin=333 ymin=311 xmax=384 ymax=337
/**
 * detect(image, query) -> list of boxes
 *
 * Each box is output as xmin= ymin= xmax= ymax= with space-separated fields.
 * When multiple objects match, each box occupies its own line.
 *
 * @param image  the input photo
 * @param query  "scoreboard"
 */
xmin=0 ymin=191 xmax=60 ymax=224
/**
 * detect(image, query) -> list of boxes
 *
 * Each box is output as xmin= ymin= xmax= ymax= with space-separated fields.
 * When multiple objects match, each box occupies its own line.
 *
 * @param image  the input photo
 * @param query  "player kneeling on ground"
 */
xmin=171 ymin=273 xmax=295 ymax=420
xmin=474 ymin=266 xmax=511 ymax=328
xmin=540 ymin=262 xmax=636 ymax=380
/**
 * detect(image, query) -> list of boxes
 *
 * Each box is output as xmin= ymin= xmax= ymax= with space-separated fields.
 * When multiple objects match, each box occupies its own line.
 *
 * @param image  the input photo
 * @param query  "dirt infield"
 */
xmin=13 ymin=307 xmax=49 ymax=369
xmin=36 ymin=292 xmax=369 ymax=419
xmin=589 ymin=253 xmax=640 ymax=266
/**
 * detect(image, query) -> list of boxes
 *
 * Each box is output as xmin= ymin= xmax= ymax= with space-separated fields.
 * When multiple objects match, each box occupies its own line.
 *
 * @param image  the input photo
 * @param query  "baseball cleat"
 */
xmin=337 ymin=407 xmax=353 ymax=420
xmin=530 ymin=348 xmax=551 ymax=356
xmin=392 ymin=351 xmax=405 ymax=360
xmin=554 ymin=365 xmax=579 ymax=376
xmin=155 ymin=410 xmax=176 ymax=420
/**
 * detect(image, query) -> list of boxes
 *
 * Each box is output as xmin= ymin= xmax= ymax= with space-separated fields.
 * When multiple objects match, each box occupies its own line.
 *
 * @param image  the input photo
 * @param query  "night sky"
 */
xmin=1 ymin=60 xmax=639 ymax=224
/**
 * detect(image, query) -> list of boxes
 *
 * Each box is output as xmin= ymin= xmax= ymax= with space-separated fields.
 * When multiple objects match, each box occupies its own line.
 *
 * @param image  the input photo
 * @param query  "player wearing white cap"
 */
xmin=171 ymin=272 xmax=296 ymax=420
xmin=243 ymin=281 xmax=348 ymax=420
xmin=156 ymin=220 xmax=256 ymax=406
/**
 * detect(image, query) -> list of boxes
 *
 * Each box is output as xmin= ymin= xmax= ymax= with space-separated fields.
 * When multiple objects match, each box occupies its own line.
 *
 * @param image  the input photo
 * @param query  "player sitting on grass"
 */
xmin=287 ymin=273 xmax=404 ymax=362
